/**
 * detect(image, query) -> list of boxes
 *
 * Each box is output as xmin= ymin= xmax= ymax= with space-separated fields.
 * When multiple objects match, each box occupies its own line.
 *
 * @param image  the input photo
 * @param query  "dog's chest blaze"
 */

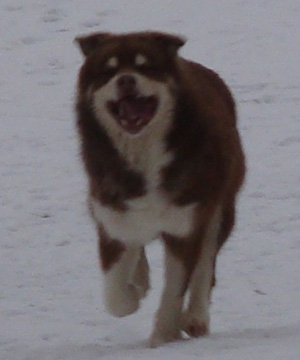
xmin=92 ymin=191 xmax=196 ymax=245
xmin=91 ymin=134 xmax=197 ymax=245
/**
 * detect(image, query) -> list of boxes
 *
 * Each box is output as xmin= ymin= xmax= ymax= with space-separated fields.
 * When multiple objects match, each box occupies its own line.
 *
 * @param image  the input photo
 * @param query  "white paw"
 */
xmin=105 ymin=284 xmax=140 ymax=318
xmin=181 ymin=311 xmax=210 ymax=338
xmin=148 ymin=325 xmax=182 ymax=348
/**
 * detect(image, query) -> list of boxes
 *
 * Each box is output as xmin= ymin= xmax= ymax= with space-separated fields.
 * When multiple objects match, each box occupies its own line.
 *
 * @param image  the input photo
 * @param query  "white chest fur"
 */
xmin=91 ymin=191 xmax=196 ymax=245
xmin=91 ymin=127 xmax=196 ymax=245
xmin=91 ymin=75 xmax=196 ymax=244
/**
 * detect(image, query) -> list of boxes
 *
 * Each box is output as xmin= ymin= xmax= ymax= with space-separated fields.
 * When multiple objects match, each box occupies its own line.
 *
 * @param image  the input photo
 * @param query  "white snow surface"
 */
xmin=1 ymin=0 xmax=300 ymax=359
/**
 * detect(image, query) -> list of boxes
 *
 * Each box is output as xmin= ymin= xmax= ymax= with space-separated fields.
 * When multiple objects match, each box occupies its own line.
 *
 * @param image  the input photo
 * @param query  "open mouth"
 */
xmin=107 ymin=95 xmax=159 ymax=134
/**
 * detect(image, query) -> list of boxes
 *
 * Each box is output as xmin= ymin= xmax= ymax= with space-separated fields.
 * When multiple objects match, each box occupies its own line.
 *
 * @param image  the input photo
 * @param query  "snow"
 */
xmin=1 ymin=0 xmax=300 ymax=359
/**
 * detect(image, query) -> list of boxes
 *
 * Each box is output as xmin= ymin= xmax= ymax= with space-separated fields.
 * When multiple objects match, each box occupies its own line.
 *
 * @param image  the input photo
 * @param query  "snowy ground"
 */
xmin=1 ymin=0 xmax=300 ymax=359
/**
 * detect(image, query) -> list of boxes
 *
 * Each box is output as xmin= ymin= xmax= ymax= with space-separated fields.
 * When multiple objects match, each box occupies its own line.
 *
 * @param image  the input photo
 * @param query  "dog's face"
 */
xmin=76 ymin=32 xmax=185 ymax=136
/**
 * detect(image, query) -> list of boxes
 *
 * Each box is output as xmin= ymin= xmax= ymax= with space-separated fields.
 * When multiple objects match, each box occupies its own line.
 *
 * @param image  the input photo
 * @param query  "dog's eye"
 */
xmin=134 ymin=54 xmax=160 ymax=74
xmin=100 ymin=68 xmax=117 ymax=80
xmin=137 ymin=62 xmax=160 ymax=74
xmin=103 ymin=67 xmax=117 ymax=75
xmin=139 ymin=66 xmax=160 ymax=77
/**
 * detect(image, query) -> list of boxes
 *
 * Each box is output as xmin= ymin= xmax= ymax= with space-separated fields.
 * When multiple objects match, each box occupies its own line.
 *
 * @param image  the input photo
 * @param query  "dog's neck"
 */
xmin=106 ymin=113 xmax=174 ymax=191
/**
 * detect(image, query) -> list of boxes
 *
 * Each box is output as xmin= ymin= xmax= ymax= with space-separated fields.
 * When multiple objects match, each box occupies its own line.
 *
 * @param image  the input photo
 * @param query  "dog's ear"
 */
xmin=151 ymin=32 xmax=186 ymax=56
xmin=74 ymin=32 xmax=112 ymax=57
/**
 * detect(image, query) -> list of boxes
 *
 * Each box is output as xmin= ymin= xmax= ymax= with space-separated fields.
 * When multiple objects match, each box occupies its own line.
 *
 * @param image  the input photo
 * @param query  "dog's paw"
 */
xmin=148 ymin=325 xmax=182 ymax=348
xmin=181 ymin=311 xmax=210 ymax=338
xmin=105 ymin=284 xmax=140 ymax=318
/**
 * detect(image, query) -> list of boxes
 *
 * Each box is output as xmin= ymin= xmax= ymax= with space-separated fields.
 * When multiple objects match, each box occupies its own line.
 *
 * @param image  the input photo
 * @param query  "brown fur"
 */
xmin=76 ymin=31 xmax=245 ymax=276
xmin=96 ymin=225 xmax=126 ymax=272
xmin=75 ymin=31 xmax=246 ymax=343
xmin=76 ymin=32 xmax=245 ymax=208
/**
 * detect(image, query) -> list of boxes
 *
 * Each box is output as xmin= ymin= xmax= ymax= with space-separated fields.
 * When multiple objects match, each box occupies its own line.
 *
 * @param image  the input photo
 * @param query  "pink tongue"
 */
xmin=119 ymin=99 xmax=140 ymax=122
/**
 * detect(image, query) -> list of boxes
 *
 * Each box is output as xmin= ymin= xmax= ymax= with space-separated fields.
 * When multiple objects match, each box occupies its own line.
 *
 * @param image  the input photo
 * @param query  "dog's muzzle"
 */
xmin=107 ymin=74 xmax=159 ymax=135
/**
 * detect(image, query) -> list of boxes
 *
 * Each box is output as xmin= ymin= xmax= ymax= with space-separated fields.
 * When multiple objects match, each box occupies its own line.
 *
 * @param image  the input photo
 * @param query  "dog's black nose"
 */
xmin=117 ymin=75 xmax=137 ymax=96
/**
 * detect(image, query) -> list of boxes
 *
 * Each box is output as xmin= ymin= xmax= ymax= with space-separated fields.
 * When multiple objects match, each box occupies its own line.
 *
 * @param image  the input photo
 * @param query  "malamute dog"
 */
xmin=74 ymin=31 xmax=245 ymax=347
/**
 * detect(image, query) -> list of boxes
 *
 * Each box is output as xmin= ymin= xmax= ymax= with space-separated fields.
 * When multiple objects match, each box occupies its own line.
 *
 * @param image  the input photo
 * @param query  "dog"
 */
xmin=74 ymin=31 xmax=246 ymax=347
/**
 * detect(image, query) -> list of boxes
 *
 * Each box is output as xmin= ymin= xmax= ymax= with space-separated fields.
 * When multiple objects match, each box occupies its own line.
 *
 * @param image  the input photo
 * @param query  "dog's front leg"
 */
xmin=181 ymin=206 xmax=222 ymax=338
xmin=149 ymin=242 xmax=187 ymax=348
xmin=98 ymin=227 xmax=148 ymax=318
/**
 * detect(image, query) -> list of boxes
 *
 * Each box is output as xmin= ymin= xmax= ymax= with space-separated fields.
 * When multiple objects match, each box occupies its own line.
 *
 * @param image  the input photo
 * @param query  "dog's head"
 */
xmin=75 ymin=31 xmax=185 ymax=136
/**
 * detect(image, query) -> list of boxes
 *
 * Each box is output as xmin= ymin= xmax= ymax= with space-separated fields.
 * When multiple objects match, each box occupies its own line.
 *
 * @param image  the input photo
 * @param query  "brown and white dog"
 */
xmin=74 ymin=31 xmax=246 ymax=347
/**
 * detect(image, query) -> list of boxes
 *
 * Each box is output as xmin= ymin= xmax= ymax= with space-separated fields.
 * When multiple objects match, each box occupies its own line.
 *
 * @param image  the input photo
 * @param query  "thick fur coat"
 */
xmin=75 ymin=31 xmax=246 ymax=347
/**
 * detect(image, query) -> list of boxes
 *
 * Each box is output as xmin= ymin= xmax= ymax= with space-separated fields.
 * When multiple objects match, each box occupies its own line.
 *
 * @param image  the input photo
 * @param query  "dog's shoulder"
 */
xmin=176 ymin=58 xmax=236 ymax=121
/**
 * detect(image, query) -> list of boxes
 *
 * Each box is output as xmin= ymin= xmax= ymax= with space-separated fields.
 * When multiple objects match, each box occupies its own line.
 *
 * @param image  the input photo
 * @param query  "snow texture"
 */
xmin=1 ymin=0 xmax=300 ymax=359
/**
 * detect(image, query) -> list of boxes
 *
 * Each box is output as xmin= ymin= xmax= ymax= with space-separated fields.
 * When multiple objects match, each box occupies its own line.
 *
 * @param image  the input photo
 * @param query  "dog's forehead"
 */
xmin=98 ymin=35 xmax=164 ymax=62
